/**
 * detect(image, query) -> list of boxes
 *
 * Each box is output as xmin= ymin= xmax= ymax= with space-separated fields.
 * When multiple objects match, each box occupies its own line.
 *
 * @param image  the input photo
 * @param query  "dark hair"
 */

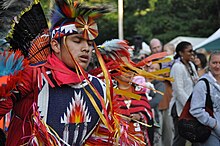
xmin=132 ymin=57 xmax=141 ymax=63
xmin=195 ymin=53 xmax=207 ymax=69
xmin=158 ymin=62 xmax=162 ymax=69
xmin=174 ymin=41 xmax=192 ymax=59
xmin=151 ymin=59 xmax=162 ymax=69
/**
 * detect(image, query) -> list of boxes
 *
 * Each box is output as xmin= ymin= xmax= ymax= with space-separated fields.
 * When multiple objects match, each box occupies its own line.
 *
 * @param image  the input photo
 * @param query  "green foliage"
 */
xmin=40 ymin=0 xmax=50 ymax=16
xmin=131 ymin=0 xmax=220 ymax=44
xmin=95 ymin=13 xmax=118 ymax=45
xmin=40 ymin=0 xmax=220 ymax=45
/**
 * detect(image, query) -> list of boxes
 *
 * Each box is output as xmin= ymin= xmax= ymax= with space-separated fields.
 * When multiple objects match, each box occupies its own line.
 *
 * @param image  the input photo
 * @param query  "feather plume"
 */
xmin=90 ymin=39 xmax=138 ymax=80
xmin=0 ymin=51 xmax=28 ymax=97
xmin=51 ymin=0 xmax=110 ymax=29
xmin=98 ymin=39 xmax=131 ymax=62
xmin=1 ymin=0 xmax=17 ymax=9
xmin=0 ymin=51 xmax=27 ymax=76
xmin=6 ymin=1 xmax=50 ymax=65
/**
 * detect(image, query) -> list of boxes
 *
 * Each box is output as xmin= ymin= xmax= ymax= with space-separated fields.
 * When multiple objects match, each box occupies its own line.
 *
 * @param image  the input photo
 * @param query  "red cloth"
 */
xmin=45 ymin=53 xmax=86 ymax=86
xmin=0 ymin=53 xmax=90 ymax=145
xmin=0 ymin=66 xmax=35 ymax=146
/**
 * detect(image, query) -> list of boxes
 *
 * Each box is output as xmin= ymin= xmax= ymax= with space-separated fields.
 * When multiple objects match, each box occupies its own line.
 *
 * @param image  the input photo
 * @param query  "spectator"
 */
xmin=196 ymin=48 xmax=210 ymax=61
xmin=194 ymin=52 xmax=208 ymax=77
xmin=158 ymin=43 xmax=175 ymax=146
xmin=149 ymin=38 xmax=163 ymax=54
xmin=169 ymin=41 xmax=199 ymax=146
xmin=158 ymin=77 xmax=174 ymax=146
xmin=163 ymin=43 xmax=175 ymax=56
xmin=162 ymin=43 xmax=175 ymax=69
xmin=146 ymin=62 xmax=165 ymax=146
xmin=190 ymin=51 xmax=220 ymax=146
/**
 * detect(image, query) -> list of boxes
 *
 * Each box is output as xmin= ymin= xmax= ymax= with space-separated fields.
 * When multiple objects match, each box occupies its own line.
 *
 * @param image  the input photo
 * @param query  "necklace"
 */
xmin=181 ymin=60 xmax=194 ymax=76
xmin=180 ymin=59 xmax=198 ymax=85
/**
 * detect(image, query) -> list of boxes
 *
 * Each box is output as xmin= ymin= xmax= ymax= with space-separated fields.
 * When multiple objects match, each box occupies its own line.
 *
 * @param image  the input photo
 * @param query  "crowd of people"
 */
xmin=0 ymin=0 xmax=220 ymax=146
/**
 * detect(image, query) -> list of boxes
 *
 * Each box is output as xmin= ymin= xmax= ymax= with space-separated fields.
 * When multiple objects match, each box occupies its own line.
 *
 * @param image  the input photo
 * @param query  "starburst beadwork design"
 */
xmin=61 ymin=91 xmax=91 ymax=124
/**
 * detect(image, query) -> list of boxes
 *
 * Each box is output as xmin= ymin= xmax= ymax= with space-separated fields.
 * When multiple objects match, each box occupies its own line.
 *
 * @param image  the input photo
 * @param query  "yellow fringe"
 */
xmin=115 ymin=113 xmax=152 ymax=127
xmin=113 ymin=88 xmax=141 ymax=100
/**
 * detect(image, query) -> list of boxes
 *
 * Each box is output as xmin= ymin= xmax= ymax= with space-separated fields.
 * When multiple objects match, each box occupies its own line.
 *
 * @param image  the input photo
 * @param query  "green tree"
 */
xmin=127 ymin=0 xmax=220 ymax=44
xmin=3 ymin=0 xmax=219 ymax=46
xmin=92 ymin=0 xmax=220 ymax=45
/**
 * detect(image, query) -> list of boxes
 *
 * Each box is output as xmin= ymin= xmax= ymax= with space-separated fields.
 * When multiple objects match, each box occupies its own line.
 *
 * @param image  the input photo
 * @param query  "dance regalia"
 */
xmin=0 ymin=0 xmax=111 ymax=145
xmin=0 ymin=50 xmax=28 ymax=146
xmin=0 ymin=53 xmax=106 ymax=146
xmin=86 ymin=39 xmax=166 ymax=146
xmin=86 ymin=39 xmax=174 ymax=146
xmin=113 ymin=86 xmax=153 ymax=146
xmin=86 ymin=84 xmax=153 ymax=146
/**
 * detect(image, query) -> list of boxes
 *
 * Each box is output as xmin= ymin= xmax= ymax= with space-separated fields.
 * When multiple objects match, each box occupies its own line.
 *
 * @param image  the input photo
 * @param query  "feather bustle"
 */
xmin=0 ymin=0 xmax=32 ymax=38
xmin=6 ymin=1 xmax=50 ymax=65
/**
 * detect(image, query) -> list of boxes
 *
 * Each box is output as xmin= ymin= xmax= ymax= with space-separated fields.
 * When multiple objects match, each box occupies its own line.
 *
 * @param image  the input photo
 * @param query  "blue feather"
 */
xmin=0 ymin=51 xmax=25 ymax=76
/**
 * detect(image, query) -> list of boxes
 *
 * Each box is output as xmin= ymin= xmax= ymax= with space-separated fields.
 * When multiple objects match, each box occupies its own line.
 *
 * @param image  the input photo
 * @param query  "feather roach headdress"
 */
xmin=50 ymin=0 xmax=110 ymax=40
xmin=6 ymin=0 xmax=50 ymax=65
xmin=91 ymin=39 xmax=174 ymax=82
xmin=99 ymin=39 xmax=132 ymax=63
xmin=89 ymin=39 xmax=135 ymax=76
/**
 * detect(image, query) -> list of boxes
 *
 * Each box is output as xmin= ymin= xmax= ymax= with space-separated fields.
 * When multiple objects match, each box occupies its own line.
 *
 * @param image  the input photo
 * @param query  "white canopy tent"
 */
xmin=168 ymin=36 xmax=207 ymax=48
xmin=194 ymin=28 xmax=220 ymax=51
